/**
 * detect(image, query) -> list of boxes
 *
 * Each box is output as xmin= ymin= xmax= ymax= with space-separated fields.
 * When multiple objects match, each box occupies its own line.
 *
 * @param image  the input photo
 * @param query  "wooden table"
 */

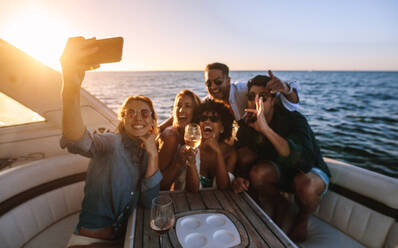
xmin=124 ymin=190 xmax=297 ymax=248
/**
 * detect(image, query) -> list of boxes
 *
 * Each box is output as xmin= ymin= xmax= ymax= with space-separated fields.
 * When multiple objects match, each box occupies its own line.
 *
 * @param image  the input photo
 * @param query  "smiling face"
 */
xmin=122 ymin=100 xmax=153 ymax=138
xmin=173 ymin=94 xmax=195 ymax=129
xmin=205 ymin=69 xmax=230 ymax=102
xmin=199 ymin=111 xmax=224 ymax=140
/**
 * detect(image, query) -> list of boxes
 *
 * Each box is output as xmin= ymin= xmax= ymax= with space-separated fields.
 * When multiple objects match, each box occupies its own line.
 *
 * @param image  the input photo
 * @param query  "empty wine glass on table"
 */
xmin=184 ymin=123 xmax=202 ymax=150
xmin=150 ymin=195 xmax=175 ymax=235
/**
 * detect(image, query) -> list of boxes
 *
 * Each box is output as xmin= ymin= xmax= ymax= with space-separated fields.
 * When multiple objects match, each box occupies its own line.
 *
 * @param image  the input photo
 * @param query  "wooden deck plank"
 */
xmin=186 ymin=191 xmax=205 ymax=210
xmin=214 ymin=190 xmax=271 ymax=248
xmin=227 ymin=191 xmax=286 ymax=248
xmin=160 ymin=233 xmax=172 ymax=248
xmin=241 ymin=192 xmax=296 ymax=248
xmin=169 ymin=191 xmax=190 ymax=213
xmin=130 ymin=190 xmax=296 ymax=248
xmin=143 ymin=207 xmax=160 ymax=247
xmin=160 ymin=192 xmax=176 ymax=248
xmin=133 ymin=206 xmax=144 ymax=248
xmin=200 ymin=190 xmax=223 ymax=209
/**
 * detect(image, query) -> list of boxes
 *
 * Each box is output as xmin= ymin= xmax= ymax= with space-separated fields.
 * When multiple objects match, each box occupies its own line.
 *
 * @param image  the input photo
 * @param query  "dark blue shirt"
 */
xmin=235 ymin=104 xmax=330 ymax=177
xmin=60 ymin=129 xmax=162 ymax=237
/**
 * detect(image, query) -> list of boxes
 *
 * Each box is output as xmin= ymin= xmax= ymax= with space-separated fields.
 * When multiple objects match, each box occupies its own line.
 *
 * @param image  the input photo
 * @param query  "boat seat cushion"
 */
xmin=384 ymin=223 xmax=398 ymax=248
xmin=0 ymin=182 xmax=84 ymax=248
xmin=267 ymin=194 xmax=373 ymax=248
xmin=314 ymin=159 xmax=398 ymax=248
xmin=0 ymin=154 xmax=89 ymax=202
xmin=24 ymin=212 xmax=79 ymax=248
xmin=277 ymin=159 xmax=397 ymax=248
xmin=302 ymin=215 xmax=366 ymax=248
xmin=324 ymin=158 xmax=398 ymax=210
xmin=315 ymin=191 xmax=394 ymax=248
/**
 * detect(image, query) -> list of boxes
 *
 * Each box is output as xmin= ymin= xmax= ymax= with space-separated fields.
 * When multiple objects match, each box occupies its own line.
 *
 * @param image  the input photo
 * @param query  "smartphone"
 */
xmin=85 ymin=37 xmax=123 ymax=65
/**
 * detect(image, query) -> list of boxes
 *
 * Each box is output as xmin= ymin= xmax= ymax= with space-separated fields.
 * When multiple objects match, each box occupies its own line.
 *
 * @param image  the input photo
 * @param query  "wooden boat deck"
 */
xmin=124 ymin=189 xmax=297 ymax=248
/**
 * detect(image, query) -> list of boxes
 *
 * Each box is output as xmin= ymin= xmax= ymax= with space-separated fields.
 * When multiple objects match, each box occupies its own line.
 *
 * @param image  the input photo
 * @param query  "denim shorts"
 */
xmin=269 ymin=161 xmax=330 ymax=198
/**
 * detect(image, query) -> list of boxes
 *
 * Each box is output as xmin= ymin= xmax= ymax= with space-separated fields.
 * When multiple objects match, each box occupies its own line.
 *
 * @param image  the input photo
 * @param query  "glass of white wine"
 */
xmin=184 ymin=123 xmax=202 ymax=149
xmin=150 ymin=195 xmax=175 ymax=235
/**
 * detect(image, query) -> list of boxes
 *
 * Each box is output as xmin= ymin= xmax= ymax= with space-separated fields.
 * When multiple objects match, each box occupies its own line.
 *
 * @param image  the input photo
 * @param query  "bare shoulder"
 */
xmin=161 ymin=126 xmax=179 ymax=138
xmin=159 ymin=126 xmax=181 ymax=147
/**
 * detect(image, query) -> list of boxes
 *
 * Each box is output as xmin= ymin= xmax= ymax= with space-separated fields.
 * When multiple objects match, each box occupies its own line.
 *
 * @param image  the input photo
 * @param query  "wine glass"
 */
xmin=150 ymin=195 xmax=175 ymax=235
xmin=184 ymin=123 xmax=202 ymax=149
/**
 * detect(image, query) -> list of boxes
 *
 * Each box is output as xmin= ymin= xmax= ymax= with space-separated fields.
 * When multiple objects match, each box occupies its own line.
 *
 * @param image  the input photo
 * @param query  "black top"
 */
xmin=235 ymin=104 xmax=331 ymax=177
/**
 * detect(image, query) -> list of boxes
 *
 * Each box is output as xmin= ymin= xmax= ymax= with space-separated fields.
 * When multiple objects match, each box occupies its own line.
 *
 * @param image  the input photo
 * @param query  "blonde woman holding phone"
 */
xmin=60 ymin=37 xmax=162 ymax=247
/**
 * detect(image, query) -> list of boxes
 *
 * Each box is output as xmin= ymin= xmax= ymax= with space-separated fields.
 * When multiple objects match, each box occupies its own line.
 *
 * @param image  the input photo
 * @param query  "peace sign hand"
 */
xmin=244 ymin=94 xmax=269 ymax=133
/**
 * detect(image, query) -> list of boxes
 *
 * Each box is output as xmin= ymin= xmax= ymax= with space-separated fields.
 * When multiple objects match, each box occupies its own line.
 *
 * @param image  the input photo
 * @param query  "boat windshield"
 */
xmin=0 ymin=92 xmax=45 ymax=127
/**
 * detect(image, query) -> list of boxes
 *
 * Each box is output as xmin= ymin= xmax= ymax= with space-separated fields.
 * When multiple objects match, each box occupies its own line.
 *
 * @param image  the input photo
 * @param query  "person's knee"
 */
xmin=293 ymin=173 xmax=324 ymax=206
xmin=249 ymin=162 xmax=278 ymax=190
xmin=238 ymin=147 xmax=257 ymax=169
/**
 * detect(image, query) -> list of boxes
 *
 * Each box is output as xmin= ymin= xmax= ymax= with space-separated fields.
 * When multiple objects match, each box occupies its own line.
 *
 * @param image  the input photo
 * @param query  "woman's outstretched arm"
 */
xmin=61 ymin=37 xmax=99 ymax=141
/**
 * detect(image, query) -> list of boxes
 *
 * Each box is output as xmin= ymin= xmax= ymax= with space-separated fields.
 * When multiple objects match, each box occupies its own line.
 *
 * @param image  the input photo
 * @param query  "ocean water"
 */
xmin=83 ymin=71 xmax=398 ymax=178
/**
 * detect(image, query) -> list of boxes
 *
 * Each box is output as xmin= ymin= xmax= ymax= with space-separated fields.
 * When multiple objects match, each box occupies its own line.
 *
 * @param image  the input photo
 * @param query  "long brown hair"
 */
xmin=172 ymin=89 xmax=201 ymax=125
xmin=117 ymin=96 xmax=159 ymax=137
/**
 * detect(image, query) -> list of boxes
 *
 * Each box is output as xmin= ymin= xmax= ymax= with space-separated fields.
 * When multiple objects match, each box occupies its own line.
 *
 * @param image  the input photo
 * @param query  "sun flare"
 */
xmin=2 ymin=8 xmax=70 ymax=71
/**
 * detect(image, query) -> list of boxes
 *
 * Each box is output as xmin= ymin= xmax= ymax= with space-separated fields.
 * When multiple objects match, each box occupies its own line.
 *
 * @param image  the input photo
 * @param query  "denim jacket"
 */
xmin=60 ymin=129 xmax=162 ymax=237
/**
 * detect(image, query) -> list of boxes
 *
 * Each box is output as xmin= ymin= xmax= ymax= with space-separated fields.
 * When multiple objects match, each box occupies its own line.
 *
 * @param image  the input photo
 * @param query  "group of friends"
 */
xmin=60 ymin=38 xmax=331 ymax=247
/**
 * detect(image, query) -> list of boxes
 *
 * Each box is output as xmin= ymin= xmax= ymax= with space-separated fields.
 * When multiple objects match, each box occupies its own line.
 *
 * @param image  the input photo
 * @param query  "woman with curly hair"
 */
xmin=181 ymin=99 xmax=237 ymax=192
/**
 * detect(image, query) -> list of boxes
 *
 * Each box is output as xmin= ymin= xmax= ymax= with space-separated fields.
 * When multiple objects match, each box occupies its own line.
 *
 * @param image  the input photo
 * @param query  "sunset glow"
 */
xmin=2 ymin=6 xmax=69 ymax=70
xmin=1 ymin=1 xmax=397 ymax=71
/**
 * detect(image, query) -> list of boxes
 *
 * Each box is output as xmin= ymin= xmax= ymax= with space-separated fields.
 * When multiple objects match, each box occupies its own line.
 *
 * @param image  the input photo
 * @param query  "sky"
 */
xmin=1 ymin=0 xmax=397 ymax=71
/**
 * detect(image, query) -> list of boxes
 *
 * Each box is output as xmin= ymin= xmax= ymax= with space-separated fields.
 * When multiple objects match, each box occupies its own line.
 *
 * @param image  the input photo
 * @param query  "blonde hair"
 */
xmin=117 ymin=96 xmax=159 ymax=137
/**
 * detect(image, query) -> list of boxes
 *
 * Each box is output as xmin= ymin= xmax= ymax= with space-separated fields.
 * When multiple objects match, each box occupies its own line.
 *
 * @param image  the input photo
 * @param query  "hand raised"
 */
xmin=60 ymin=37 xmax=100 ymax=89
xmin=244 ymin=94 xmax=269 ymax=133
xmin=202 ymin=133 xmax=221 ymax=153
xmin=266 ymin=70 xmax=290 ymax=95
xmin=232 ymin=177 xmax=250 ymax=194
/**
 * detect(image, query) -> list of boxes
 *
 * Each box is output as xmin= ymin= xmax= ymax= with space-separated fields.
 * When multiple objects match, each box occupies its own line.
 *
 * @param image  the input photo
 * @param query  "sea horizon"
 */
xmin=83 ymin=70 xmax=398 ymax=178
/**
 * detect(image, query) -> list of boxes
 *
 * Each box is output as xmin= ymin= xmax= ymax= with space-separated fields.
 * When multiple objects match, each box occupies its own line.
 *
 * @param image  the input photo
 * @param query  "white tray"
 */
xmin=176 ymin=213 xmax=241 ymax=248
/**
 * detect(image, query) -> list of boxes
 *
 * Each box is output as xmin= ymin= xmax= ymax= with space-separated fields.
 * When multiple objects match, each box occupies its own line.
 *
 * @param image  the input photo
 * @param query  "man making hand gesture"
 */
xmin=232 ymin=73 xmax=330 ymax=243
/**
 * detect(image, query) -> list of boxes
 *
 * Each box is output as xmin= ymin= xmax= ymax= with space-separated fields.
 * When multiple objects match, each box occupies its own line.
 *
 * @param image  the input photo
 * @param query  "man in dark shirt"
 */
xmin=233 ymin=74 xmax=331 ymax=243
